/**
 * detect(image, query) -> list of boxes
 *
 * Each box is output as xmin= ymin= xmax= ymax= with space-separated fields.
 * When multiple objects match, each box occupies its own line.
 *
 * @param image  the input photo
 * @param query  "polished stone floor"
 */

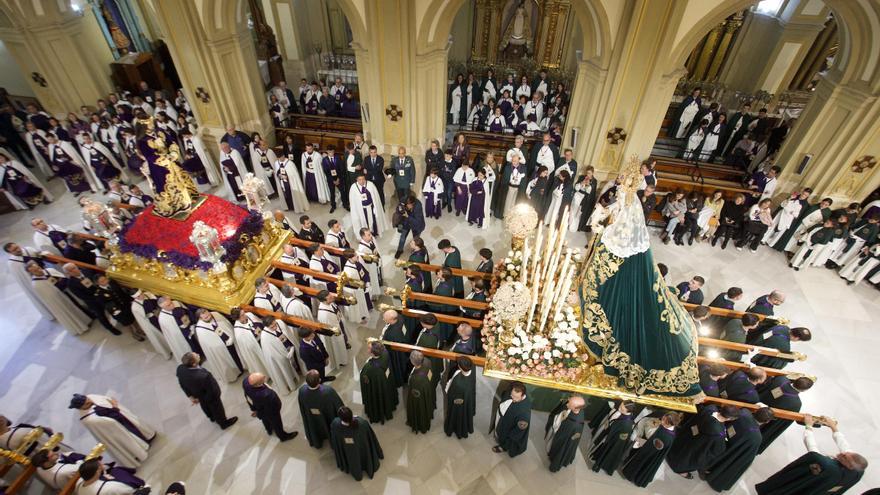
xmin=1 ymin=177 xmax=878 ymax=494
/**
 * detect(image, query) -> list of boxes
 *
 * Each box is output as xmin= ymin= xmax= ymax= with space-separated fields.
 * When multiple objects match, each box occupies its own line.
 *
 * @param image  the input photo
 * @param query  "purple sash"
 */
xmin=90 ymin=406 xmax=151 ymax=443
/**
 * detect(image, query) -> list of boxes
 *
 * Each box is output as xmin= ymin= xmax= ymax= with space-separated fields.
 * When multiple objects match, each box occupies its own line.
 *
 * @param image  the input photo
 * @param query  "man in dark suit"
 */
xmin=176 ymin=352 xmax=238 ymax=429
xmin=242 ymin=372 xmax=298 ymax=441
xmin=62 ymin=234 xmax=98 ymax=269
xmin=394 ymin=195 xmax=425 ymax=259
xmin=298 ymin=327 xmax=333 ymax=382
xmin=363 ymin=145 xmax=386 ymax=206
xmin=390 ymin=146 xmax=416 ymax=201
xmin=219 ymin=125 xmax=252 ymax=166
xmin=296 ymin=215 xmax=325 ymax=243
xmin=675 ymin=276 xmax=705 ymax=304
xmin=61 ymin=263 xmax=121 ymax=335
xmin=322 ymin=145 xmax=345 ymax=213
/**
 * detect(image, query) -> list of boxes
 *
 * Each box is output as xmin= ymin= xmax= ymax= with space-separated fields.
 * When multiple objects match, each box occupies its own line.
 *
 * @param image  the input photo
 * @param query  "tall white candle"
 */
xmin=520 ymin=240 xmax=529 ymax=284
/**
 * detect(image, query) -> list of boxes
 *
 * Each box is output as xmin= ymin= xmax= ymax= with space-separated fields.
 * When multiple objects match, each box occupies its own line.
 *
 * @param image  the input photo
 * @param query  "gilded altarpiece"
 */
xmin=470 ymin=0 xmax=572 ymax=69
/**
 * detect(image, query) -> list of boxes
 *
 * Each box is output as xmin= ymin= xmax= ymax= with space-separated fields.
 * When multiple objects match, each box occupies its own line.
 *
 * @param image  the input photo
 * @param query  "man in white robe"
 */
xmin=24 ymin=122 xmax=54 ymax=177
xmin=315 ymin=290 xmax=349 ymax=372
xmin=356 ymin=229 xmax=383 ymax=299
xmin=280 ymin=284 xmax=314 ymax=321
xmin=130 ymin=290 xmax=171 ymax=359
xmin=31 ymin=217 xmax=68 ymax=255
xmin=74 ymin=458 xmax=147 ymax=495
xmin=193 ymin=309 xmax=241 ymax=382
xmin=218 ymin=142 xmax=248 ymax=201
xmin=301 ymin=143 xmax=330 ymax=204
xmin=252 ymin=277 xmax=283 ymax=313
xmin=0 ymin=152 xmax=53 ymax=209
xmin=278 ymin=243 xmax=311 ymax=286
xmin=4 ymin=243 xmax=53 ymax=319
xmin=348 ymin=174 xmax=389 ymax=237
xmin=274 ymin=154 xmax=309 ymax=212
xmin=341 ymin=250 xmax=371 ymax=322
xmin=307 ymin=245 xmax=340 ymax=293
xmin=764 ymin=191 xmax=807 ymax=245
xmin=69 ymin=393 xmax=155 ymax=468
xmin=231 ymin=309 xmax=268 ymax=376
xmin=27 ymin=262 xmax=91 ymax=335
xmin=50 ymin=136 xmax=100 ymax=192
xmin=249 ymin=141 xmax=278 ymax=196
xmin=0 ymin=416 xmax=52 ymax=452
xmin=506 ymin=136 xmax=527 ymax=167
xmin=157 ymin=297 xmax=196 ymax=363
xmin=32 ymin=449 xmax=82 ymax=490
xmin=258 ymin=316 xmax=300 ymax=394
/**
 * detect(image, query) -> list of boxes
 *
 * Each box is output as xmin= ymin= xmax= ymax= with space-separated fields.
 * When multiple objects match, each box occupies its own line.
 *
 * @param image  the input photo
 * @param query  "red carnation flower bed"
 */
xmin=122 ymin=194 xmax=251 ymax=257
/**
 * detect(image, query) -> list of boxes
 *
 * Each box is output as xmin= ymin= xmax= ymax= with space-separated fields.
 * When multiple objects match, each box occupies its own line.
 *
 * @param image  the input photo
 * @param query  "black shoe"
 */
xmin=659 ymin=231 xmax=668 ymax=241
xmin=329 ymin=206 xmax=336 ymax=213
xmin=108 ymin=327 xmax=122 ymax=336
xmin=721 ymin=240 xmax=729 ymax=249
xmin=165 ymin=482 xmax=186 ymax=495
xmin=220 ymin=417 xmax=238 ymax=429
xmin=279 ymin=431 xmax=299 ymax=441
xmin=322 ymin=376 xmax=337 ymax=382
xmin=711 ymin=236 xmax=719 ymax=247
xmin=394 ymin=250 xmax=404 ymax=259
xmin=674 ymin=237 xmax=683 ymax=245
xmin=663 ymin=237 xmax=670 ymax=245
xmin=687 ymin=237 xmax=694 ymax=246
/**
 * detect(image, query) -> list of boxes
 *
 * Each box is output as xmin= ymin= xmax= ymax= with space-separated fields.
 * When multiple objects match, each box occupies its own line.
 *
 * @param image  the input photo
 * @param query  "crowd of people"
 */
xmin=0 ymin=78 xmax=874 ymax=492
xmin=266 ymin=77 xmax=361 ymax=126
xmin=447 ymin=68 xmax=568 ymax=140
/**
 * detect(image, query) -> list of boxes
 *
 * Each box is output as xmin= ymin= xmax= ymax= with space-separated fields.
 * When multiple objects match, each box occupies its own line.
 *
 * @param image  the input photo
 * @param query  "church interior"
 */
xmin=0 ymin=0 xmax=879 ymax=493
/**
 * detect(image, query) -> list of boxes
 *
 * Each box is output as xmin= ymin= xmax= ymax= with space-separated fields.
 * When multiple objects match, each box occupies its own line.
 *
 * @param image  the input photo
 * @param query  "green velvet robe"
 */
xmin=756 ymin=376 xmax=801 ymax=454
xmin=621 ymin=425 xmax=676 ymax=487
xmin=590 ymin=413 xmax=635 ymax=475
xmin=667 ymin=406 xmax=727 ymax=473
xmin=443 ymin=369 xmax=476 ymax=439
xmin=494 ymin=393 xmax=532 ymax=458
xmin=381 ymin=321 xmax=411 ymax=388
xmin=297 ymin=383 xmax=345 ymax=449
xmin=545 ymin=401 xmax=586 ymax=472
xmin=406 ymin=364 xmax=435 ymax=433
xmin=415 ymin=328 xmax=443 ymax=407
xmin=329 ymin=417 xmax=384 ymax=481
xmin=755 ymin=451 xmax=863 ymax=495
xmin=442 ymin=247 xmax=464 ymax=296
xmin=429 ymin=281 xmax=457 ymax=344
xmin=749 ymin=325 xmax=794 ymax=369
xmin=705 ymin=409 xmax=763 ymax=491
xmin=360 ymin=354 xmax=398 ymax=424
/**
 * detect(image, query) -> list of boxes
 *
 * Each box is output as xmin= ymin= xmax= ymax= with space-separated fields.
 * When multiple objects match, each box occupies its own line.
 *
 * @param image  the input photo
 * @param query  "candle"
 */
xmin=553 ymin=265 xmax=575 ymax=319
xmin=547 ymin=255 xmax=570 ymax=318
xmin=542 ymin=226 xmax=558 ymax=282
xmin=521 ymin=239 xmax=529 ymax=284
xmin=532 ymin=223 xmax=543 ymax=284
xmin=526 ymin=269 xmax=540 ymax=330
xmin=538 ymin=275 xmax=557 ymax=332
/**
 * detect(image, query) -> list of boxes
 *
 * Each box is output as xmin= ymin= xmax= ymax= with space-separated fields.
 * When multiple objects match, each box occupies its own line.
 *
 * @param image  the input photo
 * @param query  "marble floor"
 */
xmin=1 ymin=176 xmax=878 ymax=494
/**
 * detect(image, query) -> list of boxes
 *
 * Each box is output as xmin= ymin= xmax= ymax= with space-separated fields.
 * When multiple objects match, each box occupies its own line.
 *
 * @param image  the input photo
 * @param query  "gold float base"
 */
xmin=482 ymin=361 xmax=697 ymax=413
xmin=107 ymin=221 xmax=290 ymax=313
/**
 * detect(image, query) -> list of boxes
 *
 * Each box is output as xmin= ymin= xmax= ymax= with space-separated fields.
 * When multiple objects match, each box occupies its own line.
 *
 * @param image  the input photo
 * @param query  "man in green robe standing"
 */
xmin=414 ymin=314 xmax=444 ymax=405
xmin=545 ymin=395 xmax=586 ymax=472
xmin=297 ymin=370 xmax=345 ymax=449
xmin=621 ymin=411 xmax=681 ymax=487
xmin=590 ymin=400 xmax=636 ymax=475
xmin=330 ymin=406 xmax=384 ymax=481
xmin=705 ymin=407 xmax=774 ymax=491
xmin=438 ymin=239 xmax=464 ymax=298
xmin=379 ymin=310 xmax=410 ymax=387
xmin=756 ymin=375 xmax=813 ymax=453
xmin=493 ymin=381 xmax=531 ymax=458
xmin=406 ymin=351 xmax=435 ymax=434
xmin=443 ymin=356 xmax=476 ymax=439
xmin=429 ymin=269 xmax=458 ymax=345
xmin=667 ymin=405 xmax=740 ymax=479
xmin=755 ymin=415 xmax=867 ymax=495
xmin=748 ymin=325 xmax=812 ymax=369
xmin=360 ymin=341 xmax=398 ymax=424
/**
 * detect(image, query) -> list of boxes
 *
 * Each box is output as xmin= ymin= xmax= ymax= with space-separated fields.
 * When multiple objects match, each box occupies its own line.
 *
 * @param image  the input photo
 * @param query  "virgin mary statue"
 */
xmin=578 ymin=162 xmax=701 ymax=399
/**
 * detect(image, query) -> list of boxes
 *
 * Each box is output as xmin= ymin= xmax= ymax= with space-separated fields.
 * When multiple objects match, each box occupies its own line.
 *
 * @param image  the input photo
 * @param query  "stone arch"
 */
xmin=417 ymin=0 xmax=613 ymax=65
xmin=667 ymin=0 xmax=880 ymax=86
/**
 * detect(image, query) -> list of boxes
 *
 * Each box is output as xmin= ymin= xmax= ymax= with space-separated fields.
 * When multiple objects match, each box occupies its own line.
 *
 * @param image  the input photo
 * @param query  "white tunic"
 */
xmin=274 ymin=158 xmax=309 ymax=212
xmin=348 ymin=181 xmax=390 ymax=236
xmin=36 ymin=457 xmax=80 ymax=489
xmin=248 ymin=146 xmax=278 ymax=195
xmin=157 ymin=308 xmax=193 ymax=363
xmin=260 ymin=328 xmax=298 ymax=394
xmin=76 ymin=477 xmax=140 ymax=495
xmin=33 ymin=225 xmax=68 ymax=255
xmin=252 ymin=284 xmax=283 ymax=313
xmin=281 ymin=295 xmax=313 ymax=321
xmin=764 ymin=199 xmax=803 ymax=245
xmin=839 ymin=245 xmax=880 ymax=284
xmin=356 ymin=240 xmax=382 ymax=298
xmin=7 ymin=248 xmax=53 ymax=319
xmin=342 ymin=260 xmax=370 ymax=322
xmin=130 ymin=299 xmax=171 ymax=359
xmin=31 ymin=269 xmax=91 ymax=335
xmin=219 ymin=149 xmax=249 ymax=200
xmin=79 ymin=395 xmax=154 ymax=467
xmin=194 ymin=316 xmax=240 ymax=382
xmin=317 ymin=302 xmax=348 ymax=371
xmin=535 ymin=145 xmax=556 ymax=170
xmin=233 ymin=317 xmax=268 ymax=375
xmin=301 ymin=151 xmax=331 ymax=204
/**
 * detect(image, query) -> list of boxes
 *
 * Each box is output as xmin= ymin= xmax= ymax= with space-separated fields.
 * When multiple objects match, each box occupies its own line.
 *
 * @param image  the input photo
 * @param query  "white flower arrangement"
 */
xmin=492 ymin=281 xmax=529 ymax=322
xmin=504 ymin=204 xmax=539 ymax=238
xmin=496 ymin=251 xmax=523 ymax=283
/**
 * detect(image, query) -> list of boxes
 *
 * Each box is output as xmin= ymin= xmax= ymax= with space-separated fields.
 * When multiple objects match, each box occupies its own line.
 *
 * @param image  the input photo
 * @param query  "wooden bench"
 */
xmin=457 ymin=130 xmax=543 ymax=165
xmin=274 ymin=114 xmax=363 ymax=153
xmin=652 ymin=156 xmax=744 ymax=183
xmin=656 ymin=175 xmax=752 ymax=199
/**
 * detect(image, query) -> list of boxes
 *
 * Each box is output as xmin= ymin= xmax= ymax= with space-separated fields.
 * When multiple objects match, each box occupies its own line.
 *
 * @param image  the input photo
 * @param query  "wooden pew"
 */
xmin=651 ymin=156 xmax=745 ymax=183
xmin=457 ymin=130 xmax=543 ymax=165
xmin=275 ymin=114 xmax=363 ymax=153
xmin=380 ymin=341 xmax=815 ymax=423
xmin=656 ymin=175 xmax=753 ymax=199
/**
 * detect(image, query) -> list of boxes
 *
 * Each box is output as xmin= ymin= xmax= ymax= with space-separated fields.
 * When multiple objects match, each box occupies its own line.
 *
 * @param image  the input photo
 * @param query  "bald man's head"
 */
xmin=567 ymin=395 xmax=586 ymax=412
xmin=383 ymin=310 xmax=399 ymax=324
xmin=247 ymin=373 xmax=267 ymax=386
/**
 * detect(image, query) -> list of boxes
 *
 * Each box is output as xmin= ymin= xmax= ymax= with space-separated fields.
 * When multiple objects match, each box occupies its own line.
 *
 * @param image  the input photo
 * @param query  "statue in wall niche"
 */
xmin=499 ymin=0 xmax=538 ymax=61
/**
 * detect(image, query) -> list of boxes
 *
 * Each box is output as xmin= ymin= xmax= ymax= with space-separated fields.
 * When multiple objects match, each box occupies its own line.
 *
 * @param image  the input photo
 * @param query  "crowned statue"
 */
xmin=578 ymin=157 xmax=702 ymax=399
xmin=134 ymin=111 xmax=200 ymax=217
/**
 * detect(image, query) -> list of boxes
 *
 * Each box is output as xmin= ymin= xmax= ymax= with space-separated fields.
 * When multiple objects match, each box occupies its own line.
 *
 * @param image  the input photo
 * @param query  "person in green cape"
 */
xmin=772 ymin=197 xmax=833 ymax=251
xmin=407 ymin=237 xmax=432 ymax=292
xmin=621 ymin=411 xmax=681 ymax=487
xmin=414 ymin=313 xmax=444 ymax=406
xmin=590 ymin=400 xmax=636 ymax=475
xmin=443 ymin=356 xmax=476 ymax=439
xmin=297 ymin=370 xmax=345 ymax=449
xmin=402 ymin=265 xmax=426 ymax=337
xmin=492 ymin=381 xmax=531 ymax=457
xmin=666 ymin=404 xmax=740 ymax=479
xmin=704 ymin=407 xmax=774 ymax=491
xmin=544 ymin=395 xmax=587 ymax=472
xmin=755 ymin=415 xmax=867 ymax=495
xmin=429 ymin=268 xmax=458 ymax=345
xmin=359 ymin=341 xmax=398 ymax=424
xmin=747 ymin=325 xmax=812 ymax=369
xmin=379 ymin=310 xmax=411 ymax=388
xmin=438 ymin=239 xmax=464 ymax=298
xmin=756 ymin=375 xmax=813 ymax=454
xmin=405 ymin=351 xmax=435 ymax=434
xmin=329 ymin=406 xmax=384 ymax=481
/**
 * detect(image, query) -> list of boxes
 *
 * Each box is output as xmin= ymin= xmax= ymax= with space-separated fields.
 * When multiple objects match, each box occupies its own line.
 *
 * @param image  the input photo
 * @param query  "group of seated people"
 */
xmin=266 ymin=78 xmax=361 ymax=126
xmin=448 ymin=69 xmax=568 ymax=138
xmin=0 ymin=416 xmax=185 ymax=494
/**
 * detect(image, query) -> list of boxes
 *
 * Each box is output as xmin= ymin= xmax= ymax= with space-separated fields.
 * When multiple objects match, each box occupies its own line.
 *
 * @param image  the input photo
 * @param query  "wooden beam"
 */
xmin=379 ymin=341 xmax=814 ymax=423
xmin=5 ymin=466 xmax=36 ymax=494
xmin=698 ymin=337 xmax=806 ymax=361
xmin=241 ymin=305 xmax=335 ymax=335
xmin=288 ymin=236 xmax=344 ymax=256
xmin=395 ymin=260 xmax=493 ymax=280
xmin=680 ymin=301 xmax=771 ymax=322
xmin=271 ymin=260 xmax=361 ymax=288
xmin=399 ymin=308 xmax=483 ymax=328
xmin=406 ymin=291 xmax=489 ymax=310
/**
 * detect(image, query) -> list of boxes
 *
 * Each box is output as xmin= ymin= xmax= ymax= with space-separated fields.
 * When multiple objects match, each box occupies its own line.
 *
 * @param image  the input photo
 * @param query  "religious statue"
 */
xmin=499 ymin=0 xmax=535 ymax=58
xmin=578 ymin=156 xmax=702 ymax=398
xmin=134 ymin=113 xmax=200 ymax=218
